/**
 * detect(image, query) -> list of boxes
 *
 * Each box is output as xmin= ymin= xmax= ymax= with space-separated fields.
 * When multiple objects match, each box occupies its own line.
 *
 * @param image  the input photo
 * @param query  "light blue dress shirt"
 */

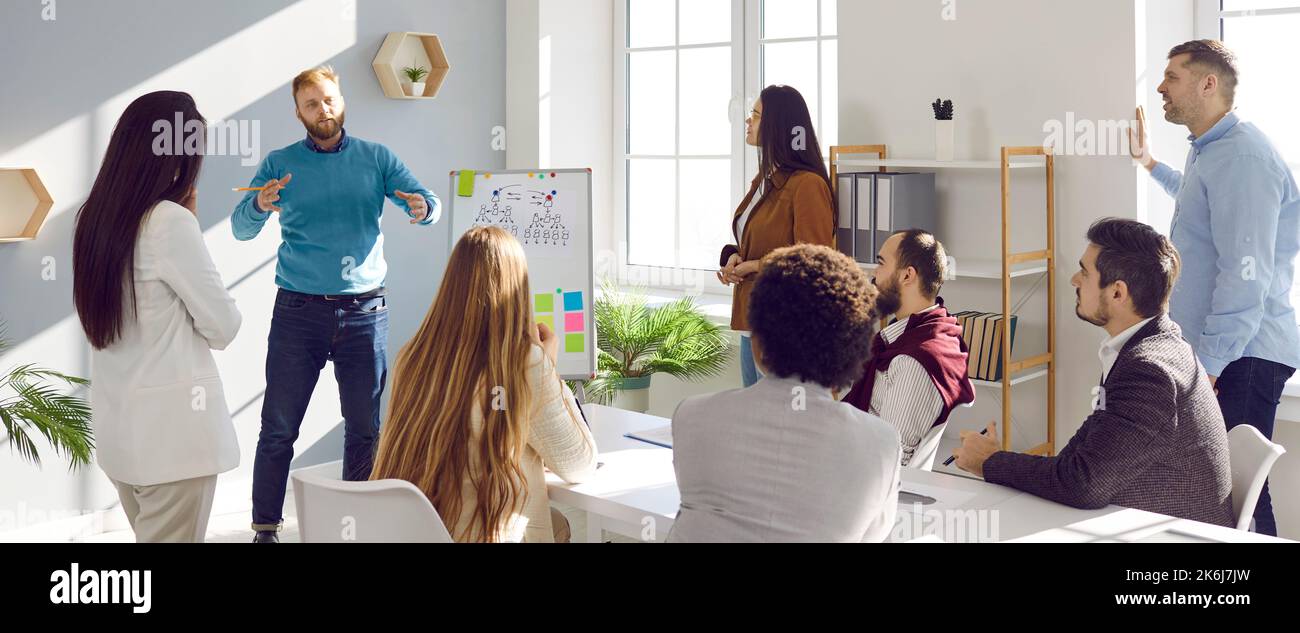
xmin=1150 ymin=112 xmax=1300 ymax=376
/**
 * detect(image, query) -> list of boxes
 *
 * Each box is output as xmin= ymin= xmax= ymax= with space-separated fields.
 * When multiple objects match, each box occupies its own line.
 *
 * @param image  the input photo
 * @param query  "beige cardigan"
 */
xmin=454 ymin=346 xmax=598 ymax=542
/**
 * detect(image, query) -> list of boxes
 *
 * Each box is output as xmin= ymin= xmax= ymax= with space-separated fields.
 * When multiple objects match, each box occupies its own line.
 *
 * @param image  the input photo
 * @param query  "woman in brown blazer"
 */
xmin=719 ymin=85 xmax=835 ymax=387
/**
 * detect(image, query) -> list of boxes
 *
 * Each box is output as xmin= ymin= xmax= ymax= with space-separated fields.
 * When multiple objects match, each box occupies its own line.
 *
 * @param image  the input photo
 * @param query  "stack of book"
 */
xmin=952 ymin=311 xmax=1019 ymax=382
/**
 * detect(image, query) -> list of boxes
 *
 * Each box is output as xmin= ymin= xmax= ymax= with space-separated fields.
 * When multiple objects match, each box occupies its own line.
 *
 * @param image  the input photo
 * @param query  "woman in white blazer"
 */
xmin=73 ymin=91 xmax=242 ymax=543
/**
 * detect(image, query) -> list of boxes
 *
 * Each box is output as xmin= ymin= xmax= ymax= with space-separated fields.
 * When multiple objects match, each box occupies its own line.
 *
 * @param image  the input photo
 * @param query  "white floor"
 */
xmin=74 ymin=488 xmax=304 ymax=544
xmin=73 ymin=490 xmax=636 ymax=543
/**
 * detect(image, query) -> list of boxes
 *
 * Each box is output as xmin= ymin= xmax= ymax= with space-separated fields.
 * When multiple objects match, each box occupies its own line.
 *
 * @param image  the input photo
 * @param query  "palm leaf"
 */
xmin=577 ymin=283 xmax=732 ymax=400
xmin=2 ymin=380 xmax=95 ymax=469
xmin=0 ymin=322 xmax=96 ymax=470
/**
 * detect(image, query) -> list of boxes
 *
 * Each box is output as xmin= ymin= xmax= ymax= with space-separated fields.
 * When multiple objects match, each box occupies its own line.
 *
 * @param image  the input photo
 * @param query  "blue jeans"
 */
xmin=252 ymin=289 xmax=389 ymax=527
xmin=1215 ymin=356 xmax=1294 ymax=536
xmin=739 ymin=334 xmax=763 ymax=388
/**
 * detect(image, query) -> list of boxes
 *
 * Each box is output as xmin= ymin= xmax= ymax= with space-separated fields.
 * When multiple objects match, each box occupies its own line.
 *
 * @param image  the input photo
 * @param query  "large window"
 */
xmin=1204 ymin=1 xmax=1300 ymax=316
xmin=1216 ymin=1 xmax=1300 ymax=171
xmin=756 ymin=0 xmax=838 ymax=162
xmin=617 ymin=0 xmax=838 ymax=275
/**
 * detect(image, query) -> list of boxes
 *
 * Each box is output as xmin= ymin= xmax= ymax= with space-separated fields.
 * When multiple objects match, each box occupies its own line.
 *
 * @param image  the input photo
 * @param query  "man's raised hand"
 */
xmin=394 ymin=190 xmax=429 ymax=224
xmin=256 ymin=173 xmax=293 ymax=213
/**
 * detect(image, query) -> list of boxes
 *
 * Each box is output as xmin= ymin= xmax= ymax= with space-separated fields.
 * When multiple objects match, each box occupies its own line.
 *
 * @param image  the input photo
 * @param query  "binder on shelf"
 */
xmin=836 ymin=172 xmax=856 ymax=260
xmin=853 ymin=173 xmax=875 ymax=264
xmin=872 ymin=172 xmax=937 ymax=259
xmin=836 ymin=172 xmax=938 ymax=263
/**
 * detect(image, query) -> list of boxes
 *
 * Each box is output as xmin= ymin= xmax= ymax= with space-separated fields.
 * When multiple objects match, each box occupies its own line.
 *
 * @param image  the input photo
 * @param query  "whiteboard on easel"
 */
xmin=446 ymin=168 xmax=595 ymax=380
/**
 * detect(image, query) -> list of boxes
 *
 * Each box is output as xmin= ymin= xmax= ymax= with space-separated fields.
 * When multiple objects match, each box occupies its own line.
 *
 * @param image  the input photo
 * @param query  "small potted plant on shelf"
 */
xmin=402 ymin=63 xmax=430 ymax=97
xmin=933 ymin=97 xmax=955 ymax=161
xmin=578 ymin=284 xmax=730 ymax=413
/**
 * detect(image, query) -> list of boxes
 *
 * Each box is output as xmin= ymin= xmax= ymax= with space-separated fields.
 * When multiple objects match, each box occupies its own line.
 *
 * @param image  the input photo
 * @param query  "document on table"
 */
xmin=625 ymin=425 xmax=673 ymax=449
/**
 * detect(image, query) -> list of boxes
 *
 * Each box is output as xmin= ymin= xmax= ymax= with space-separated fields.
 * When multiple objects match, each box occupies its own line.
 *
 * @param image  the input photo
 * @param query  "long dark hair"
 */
xmin=74 ymin=91 xmax=206 ymax=350
xmin=756 ymin=85 xmax=832 ymax=195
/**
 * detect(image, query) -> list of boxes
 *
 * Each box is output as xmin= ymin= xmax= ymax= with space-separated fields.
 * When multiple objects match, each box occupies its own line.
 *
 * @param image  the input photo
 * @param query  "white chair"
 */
xmin=909 ymin=422 xmax=949 ymax=472
xmin=1227 ymin=424 xmax=1287 ymax=532
xmin=290 ymin=463 xmax=454 ymax=543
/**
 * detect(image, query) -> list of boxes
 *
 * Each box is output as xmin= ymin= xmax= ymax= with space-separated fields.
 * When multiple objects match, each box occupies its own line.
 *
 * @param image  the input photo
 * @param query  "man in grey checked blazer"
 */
xmin=954 ymin=218 xmax=1234 ymax=527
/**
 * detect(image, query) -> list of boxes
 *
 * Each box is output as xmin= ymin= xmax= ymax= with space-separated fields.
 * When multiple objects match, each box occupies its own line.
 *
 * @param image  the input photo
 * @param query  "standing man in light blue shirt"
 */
xmin=1131 ymin=40 xmax=1300 ymax=535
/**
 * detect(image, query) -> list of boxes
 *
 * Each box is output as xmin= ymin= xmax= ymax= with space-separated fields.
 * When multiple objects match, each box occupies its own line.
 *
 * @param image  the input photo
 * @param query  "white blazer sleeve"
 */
xmin=154 ymin=203 xmax=242 ymax=350
xmin=861 ymin=445 xmax=901 ymax=543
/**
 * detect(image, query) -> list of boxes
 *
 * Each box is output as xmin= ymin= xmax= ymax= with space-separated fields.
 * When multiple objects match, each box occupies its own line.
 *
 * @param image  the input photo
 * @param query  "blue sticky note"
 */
xmin=563 ymin=291 xmax=584 ymax=312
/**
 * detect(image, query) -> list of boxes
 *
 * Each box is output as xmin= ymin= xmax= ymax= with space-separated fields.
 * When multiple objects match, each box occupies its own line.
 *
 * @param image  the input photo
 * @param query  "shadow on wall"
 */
xmin=0 ymin=0 xmax=506 ymax=522
xmin=0 ymin=0 xmax=301 ymax=349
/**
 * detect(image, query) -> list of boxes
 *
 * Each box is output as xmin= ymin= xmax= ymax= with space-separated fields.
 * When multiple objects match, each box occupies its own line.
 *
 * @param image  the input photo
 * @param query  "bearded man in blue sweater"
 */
xmin=232 ymin=66 xmax=441 ymax=543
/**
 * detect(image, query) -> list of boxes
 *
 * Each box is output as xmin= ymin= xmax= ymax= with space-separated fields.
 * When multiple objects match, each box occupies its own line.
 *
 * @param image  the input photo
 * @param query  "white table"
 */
xmin=545 ymin=404 xmax=680 ymax=542
xmin=547 ymin=404 xmax=1291 ymax=543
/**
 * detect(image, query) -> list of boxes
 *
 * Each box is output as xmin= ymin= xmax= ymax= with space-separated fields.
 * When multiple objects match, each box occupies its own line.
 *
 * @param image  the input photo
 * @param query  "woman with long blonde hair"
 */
xmin=371 ymin=226 xmax=596 ymax=542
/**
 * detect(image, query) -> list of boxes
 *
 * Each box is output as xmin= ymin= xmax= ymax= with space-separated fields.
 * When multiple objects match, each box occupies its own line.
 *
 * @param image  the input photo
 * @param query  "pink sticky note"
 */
xmin=564 ymin=312 xmax=585 ymax=333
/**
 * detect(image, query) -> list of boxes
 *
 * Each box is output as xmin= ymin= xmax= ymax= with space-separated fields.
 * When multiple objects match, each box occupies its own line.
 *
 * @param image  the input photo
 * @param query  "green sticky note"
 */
xmin=534 ymin=293 xmax=554 ymax=313
xmin=565 ymin=334 xmax=585 ymax=353
xmin=536 ymin=314 xmax=554 ymax=331
xmin=457 ymin=170 xmax=476 ymax=197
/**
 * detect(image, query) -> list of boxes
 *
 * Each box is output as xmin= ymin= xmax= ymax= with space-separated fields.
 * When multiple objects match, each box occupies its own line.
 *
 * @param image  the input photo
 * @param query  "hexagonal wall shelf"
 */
xmin=0 ymin=168 xmax=53 ymax=243
xmin=373 ymin=32 xmax=450 ymax=100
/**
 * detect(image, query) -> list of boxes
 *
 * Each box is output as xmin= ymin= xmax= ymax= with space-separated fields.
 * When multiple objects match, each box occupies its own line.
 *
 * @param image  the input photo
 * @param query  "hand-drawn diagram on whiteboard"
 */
xmin=472 ymin=184 xmax=570 ymax=248
xmin=473 ymin=186 xmax=520 ymax=233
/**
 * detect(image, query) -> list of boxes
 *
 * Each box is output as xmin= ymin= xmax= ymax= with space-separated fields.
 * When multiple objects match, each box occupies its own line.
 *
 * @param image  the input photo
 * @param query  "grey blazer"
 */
xmin=984 ymin=315 xmax=1234 ymax=526
xmin=667 ymin=376 xmax=902 ymax=542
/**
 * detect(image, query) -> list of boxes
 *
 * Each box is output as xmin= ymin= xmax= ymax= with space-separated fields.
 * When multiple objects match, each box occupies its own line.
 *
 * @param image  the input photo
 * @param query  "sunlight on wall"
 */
xmin=0 ymin=0 xmax=358 ymax=223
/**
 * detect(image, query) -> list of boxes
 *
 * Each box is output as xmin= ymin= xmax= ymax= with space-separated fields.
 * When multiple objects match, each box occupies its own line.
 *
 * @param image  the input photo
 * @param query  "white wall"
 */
xmin=1138 ymin=0 xmax=1194 ymax=231
xmin=839 ymin=0 xmax=1140 ymax=456
xmin=0 ymin=0 xmax=507 ymax=538
xmin=507 ymin=0 xmax=615 ymax=258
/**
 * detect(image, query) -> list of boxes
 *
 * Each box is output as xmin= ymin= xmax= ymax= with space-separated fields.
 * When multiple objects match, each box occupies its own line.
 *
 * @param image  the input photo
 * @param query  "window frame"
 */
xmin=614 ymin=0 xmax=838 ymax=291
xmin=751 ymin=0 xmax=839 ymax=175
xmin=1194 ymin=0 xmax=1300 ymax=395
xmin=613 ymin=0 xmax=747 ymax=291
xmin=1199 ymin=0 xmax=1300 ymax=172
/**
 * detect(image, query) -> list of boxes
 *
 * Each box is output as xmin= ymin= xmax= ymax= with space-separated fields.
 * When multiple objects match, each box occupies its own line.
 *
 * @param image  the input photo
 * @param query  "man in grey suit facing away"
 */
xmin=667 ymin=244 xmax=902 ymax=543
xmin=955 ymin=218 xmax=1234 ymax=527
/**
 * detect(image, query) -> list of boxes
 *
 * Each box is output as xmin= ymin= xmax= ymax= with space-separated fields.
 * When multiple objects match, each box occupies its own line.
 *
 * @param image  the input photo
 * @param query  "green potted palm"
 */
xmin=0 ymin=321 xmax=94 ymax=469
xmin=583 ymin=285 xmax=730 ymax=412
